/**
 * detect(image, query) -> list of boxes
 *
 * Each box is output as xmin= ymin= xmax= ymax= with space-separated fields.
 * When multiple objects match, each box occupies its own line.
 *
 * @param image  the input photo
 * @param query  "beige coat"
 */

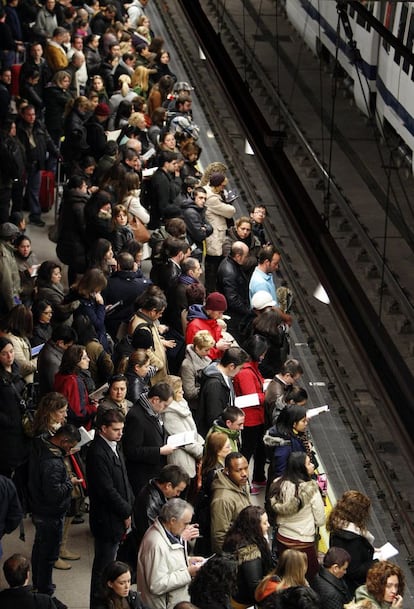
xmin=204 ymin=186 xmax=236 ymax=256
xmin=162 ymin=398 xmax=204 ymax=478
xmin=137 ymin=518 xmax=191 ymax=609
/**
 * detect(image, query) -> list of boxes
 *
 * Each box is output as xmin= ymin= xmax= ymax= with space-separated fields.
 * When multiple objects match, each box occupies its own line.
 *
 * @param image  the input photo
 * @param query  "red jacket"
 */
xmin=234 ymin=361 xmax=265 ymax=426
xmin=54 ymin=372 xmax=97 ymax=429
xmin=185 ymin=307 xmax=223 ymax=360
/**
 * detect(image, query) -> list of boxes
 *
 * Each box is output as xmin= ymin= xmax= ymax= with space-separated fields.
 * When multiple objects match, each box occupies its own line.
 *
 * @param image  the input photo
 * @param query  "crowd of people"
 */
xmin=0 ymin=1 xmax=406 ymax=609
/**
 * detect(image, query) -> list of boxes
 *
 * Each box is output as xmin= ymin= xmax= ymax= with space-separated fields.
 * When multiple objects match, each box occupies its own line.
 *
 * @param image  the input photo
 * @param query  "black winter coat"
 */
xmin=0 ymin=474 xmax=23 ymax=539
xmin=311 ymin=567 xmax=353 ymax=609
xmin=28 ymin=436 xmax=73 ymax=517
xmin=122 ymin=399 xmax=168 ymax=495
xmin=102 ymin=270 xmax=151 ymax=339
xmin=0 ymin=364 xmax=29 ymax=474
xmin=216 ymin=256 xmax=254 ymax=341
xmin=0 ymin=586 xmax=57 ymax=609
xmin=197 ymin=363 xmax=232 ymax=437
xmin=133 ymin=478 xmax=166 ymax=547
xmin=62 ymin=108 xmax=90 ymax=163
xmin=329 ymin=529 xmax=375 ymax=594
xmin=86 ymin=434 xmax=133 ymax=542
xmin=151 ymin=167 xmax=182 ymax=221
xmin=17 ymin=120 xmax=59 ymax=170
xmin=86 ymin=114 xmax=108 ymax=161
xmin=181 ymin=200 xmax=213 ymax=250
xmin=56 ymin=186 xmax=89 ymax=273
xmin=43 ymin=85 xmax=72 ymax=140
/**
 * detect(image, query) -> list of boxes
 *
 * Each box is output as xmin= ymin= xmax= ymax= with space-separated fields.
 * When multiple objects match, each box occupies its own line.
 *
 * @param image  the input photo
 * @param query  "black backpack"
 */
xmin=0 ymin=136 xmax=19 ymax=181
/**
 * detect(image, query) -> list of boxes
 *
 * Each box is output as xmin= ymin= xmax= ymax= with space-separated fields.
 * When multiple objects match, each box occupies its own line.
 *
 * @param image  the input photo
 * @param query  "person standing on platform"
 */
xmin=86 ymin=408 xmax=134 ymax=609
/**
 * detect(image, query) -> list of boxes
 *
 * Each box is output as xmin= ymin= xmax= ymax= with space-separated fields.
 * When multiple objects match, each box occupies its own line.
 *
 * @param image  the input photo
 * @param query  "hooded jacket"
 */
xmin=185 ymin=305 xmax=223 ymax=361
xmin=210 ymin=470 xmax=251 ymax=552
xmin=263 ymin=426 xmax=307 ymax=479
xmin=269 ymin=478 xmax=325 ymax=542
xmin=196 ymin=363 xmax=233 ymax=438
xmin=207 ymin=416 xmax=240 ymax=452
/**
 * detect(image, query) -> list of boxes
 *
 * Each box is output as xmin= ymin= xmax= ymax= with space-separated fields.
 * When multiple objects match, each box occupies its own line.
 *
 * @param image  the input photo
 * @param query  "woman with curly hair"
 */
xmin=267 ymin=452 xmax=325 ymax=582
xmin=326 ymin=490 xmax=375 ymax=594
xmin=255 ymin=549 xmax=308 ymax=604
xmin=32 ymin=392 xmax=68 ymax=437
xmin=223 ymin=505 xmax=273 ymax=608
xmin=189 ymin=555 xmax=238 ymax=609
xmin=355 ymin=562 xmax=404 ymax=609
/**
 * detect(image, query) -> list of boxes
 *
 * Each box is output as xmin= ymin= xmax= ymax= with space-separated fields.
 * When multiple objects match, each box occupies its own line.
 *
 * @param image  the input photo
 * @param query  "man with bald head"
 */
xmin=217 ymin=241 xmax=254 ymax=343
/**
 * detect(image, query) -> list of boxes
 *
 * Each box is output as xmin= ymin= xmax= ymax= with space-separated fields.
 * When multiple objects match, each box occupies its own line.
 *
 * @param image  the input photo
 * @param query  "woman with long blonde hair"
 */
xmin=255 ymin=549 xmax=308 ymax=604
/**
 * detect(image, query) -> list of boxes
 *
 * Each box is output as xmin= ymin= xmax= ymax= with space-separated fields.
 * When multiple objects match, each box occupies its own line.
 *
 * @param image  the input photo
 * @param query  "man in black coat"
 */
xmin=122 ymin=382 xmax=174 ymax=496
xmin=311 ymin=547 xmax=353 ymax=609
xmin=181 ymin=187 xmax=213 ymax=261
xmin=28 ymin=424 xmax=82 ymax=600
xmin=217 ymin=241 xmax=254 ymax=344
xmin=102 ymin=252 xmax=151 ymax=339
xmin=86 ymin=408 xmax=134 ymax=609
xmin=150 ymin=150 xmax=181 ymax=227
xmin=133 ymin=464 xmax=189 ymax=548
xmin=197 ymin=347 xmax=248 ymax=437
xmin=16 ymin=104 xmax=59 ymax=226
xmin=0 ymin=554 xmax=58 ymax=609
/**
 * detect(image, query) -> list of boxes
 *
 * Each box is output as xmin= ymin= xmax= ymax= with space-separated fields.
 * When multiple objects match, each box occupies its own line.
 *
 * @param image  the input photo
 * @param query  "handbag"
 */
xmin=130 ymin=215 xmax=150 ymax=243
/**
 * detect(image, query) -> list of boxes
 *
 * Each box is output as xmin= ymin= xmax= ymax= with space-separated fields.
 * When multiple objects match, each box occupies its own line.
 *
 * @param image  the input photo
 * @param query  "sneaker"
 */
xmin=250 ymin=484 xmax=261 ymax=495
xmin=29 ymin=217 xmax=46 ymax=227
xmin=252 ymin=479 xmax=267 ymax=487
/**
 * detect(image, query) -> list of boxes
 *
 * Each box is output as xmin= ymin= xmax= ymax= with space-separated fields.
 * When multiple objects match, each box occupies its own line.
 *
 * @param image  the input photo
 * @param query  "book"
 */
xmin=374 ymin=542 xmax=398 ymax=561
xmin=76 ymin=426 xmax=95 ymax=449
xmin=89 ymin=383 xmax=108 ymax=401
xmin=31 ymin=343 xmax=45 ymax=357
xmin=167 ymin=431 xmax=197 ymax=447
xmin=235 ymin=393 xmax=260 ymax=408
xmin=307 ymin=405 xmax=329 ymax=419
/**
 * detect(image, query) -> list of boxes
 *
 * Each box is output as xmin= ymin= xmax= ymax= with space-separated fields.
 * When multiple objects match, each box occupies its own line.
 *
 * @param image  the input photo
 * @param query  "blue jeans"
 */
xmin=90 ymin=537 xmax=120 ymax=609
xmin=25 ymin=167 xmax=42 ymax=220
xmin=31 ymin=514 xmax=64 ymax=595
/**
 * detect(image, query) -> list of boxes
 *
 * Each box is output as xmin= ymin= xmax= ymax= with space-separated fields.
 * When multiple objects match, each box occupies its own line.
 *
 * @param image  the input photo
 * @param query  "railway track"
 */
xmin=199 ymin=0 xmax=414 ymax=380
xmin=154 ymin=2 xmax=414 ymax=580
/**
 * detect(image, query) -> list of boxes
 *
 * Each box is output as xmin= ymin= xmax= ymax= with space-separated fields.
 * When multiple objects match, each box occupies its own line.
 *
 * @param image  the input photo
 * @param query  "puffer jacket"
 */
xmin=269 ymin=478 xmax=325 ymax=542
xmin=210 ymin=470 xmax=251 ymax=552
xmin=263 ymin=426 xmax=307 ymax=478
xmin=133 ymin=478 xmax=166 ymax=548
xmin=204 ymin=186 xmax=235 ymax=256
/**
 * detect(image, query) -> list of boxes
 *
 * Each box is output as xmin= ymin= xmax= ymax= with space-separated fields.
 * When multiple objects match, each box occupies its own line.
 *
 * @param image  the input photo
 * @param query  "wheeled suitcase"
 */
xmin=39 ymin=170 xmax=55 ymax=212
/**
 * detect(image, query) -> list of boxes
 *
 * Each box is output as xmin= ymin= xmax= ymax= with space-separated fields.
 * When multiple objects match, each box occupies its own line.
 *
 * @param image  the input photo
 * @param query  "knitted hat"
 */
xmin=131 ymin=328 xmax=154 ymax=350
xmin=251 ymin=290 xmax=276 ymax=310
xmin=205 ymin=292 xmax=227 ymax=312
xmin=95 ymin=102 xmax=111 ymax=117
xmin=209 ymin=172 xmax=226 ymax=187
xmin=0 ymin=222 xmax=20 ymax=240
